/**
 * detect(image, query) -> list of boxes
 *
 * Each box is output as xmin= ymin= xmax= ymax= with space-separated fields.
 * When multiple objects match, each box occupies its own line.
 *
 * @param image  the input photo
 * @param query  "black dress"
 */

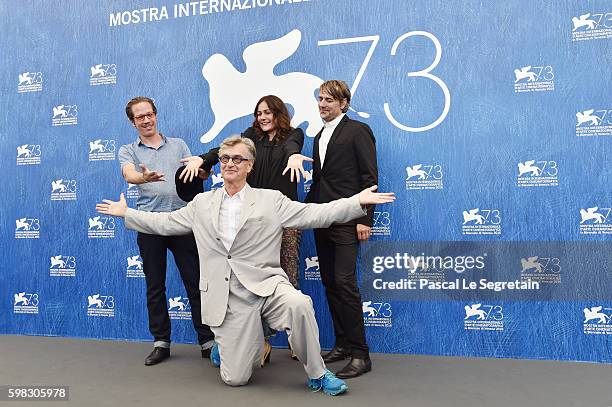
xmin=199 ymin=127 xmax=304 ymax=200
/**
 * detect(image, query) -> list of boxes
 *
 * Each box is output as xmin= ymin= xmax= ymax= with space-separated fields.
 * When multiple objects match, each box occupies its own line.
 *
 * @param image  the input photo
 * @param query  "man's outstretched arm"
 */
xmin=96 ymin=193 xmax=195 ymax=236
xmin=276 ymin=186 xmax=395 ymax=230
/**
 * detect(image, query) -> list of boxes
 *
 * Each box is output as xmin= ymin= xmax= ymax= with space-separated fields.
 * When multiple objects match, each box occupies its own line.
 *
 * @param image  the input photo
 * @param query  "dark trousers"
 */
xmin=137 ymin=232 xmax=214 ymax=345
xmin=314 ymin=225 xmax=369 ymax=358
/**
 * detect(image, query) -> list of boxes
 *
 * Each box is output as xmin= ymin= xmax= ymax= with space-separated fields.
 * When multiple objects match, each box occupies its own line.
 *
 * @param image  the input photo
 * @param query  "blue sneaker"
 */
xmin=210 ymin=343 xmax=220 ymax=368
xmin=308 ymin=369 xmax=348 ymax=396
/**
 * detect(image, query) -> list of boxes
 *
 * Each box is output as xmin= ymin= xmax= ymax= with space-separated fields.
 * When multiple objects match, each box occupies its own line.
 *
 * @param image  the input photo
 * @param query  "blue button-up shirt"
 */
xmin=118 ymin=135 xmax=191 ymax=212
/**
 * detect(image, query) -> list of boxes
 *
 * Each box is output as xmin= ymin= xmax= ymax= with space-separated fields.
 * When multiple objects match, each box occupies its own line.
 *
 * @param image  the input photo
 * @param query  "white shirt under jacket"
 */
xmin=318 ymin=113 xmax=345 ymax=167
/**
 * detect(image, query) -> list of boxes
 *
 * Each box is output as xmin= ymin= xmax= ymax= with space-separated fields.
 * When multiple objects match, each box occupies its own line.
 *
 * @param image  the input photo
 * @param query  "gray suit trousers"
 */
xmin=213 ymin=272 xmax=326 ymax=386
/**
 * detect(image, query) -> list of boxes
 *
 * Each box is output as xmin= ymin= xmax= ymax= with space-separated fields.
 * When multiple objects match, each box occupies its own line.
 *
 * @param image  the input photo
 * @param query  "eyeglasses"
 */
xmin=219 ymin=155 xmax=251 ymax=165
xmin=133 ymin=112 xmax=155 ymax=122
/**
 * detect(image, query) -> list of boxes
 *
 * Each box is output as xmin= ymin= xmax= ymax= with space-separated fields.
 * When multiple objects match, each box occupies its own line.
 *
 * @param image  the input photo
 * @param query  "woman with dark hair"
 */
xmin=178 ymin=95 xmax=311 ymax=364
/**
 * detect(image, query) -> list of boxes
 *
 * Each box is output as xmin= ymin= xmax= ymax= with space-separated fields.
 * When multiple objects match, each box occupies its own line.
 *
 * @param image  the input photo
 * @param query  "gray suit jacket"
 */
xmin=125 ymin=184 xmax=366 ymax=327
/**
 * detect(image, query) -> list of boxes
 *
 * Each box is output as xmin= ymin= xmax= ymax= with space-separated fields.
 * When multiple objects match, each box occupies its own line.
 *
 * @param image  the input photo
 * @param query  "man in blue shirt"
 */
xmin=118 ymin=96 xmax=214 ymax=366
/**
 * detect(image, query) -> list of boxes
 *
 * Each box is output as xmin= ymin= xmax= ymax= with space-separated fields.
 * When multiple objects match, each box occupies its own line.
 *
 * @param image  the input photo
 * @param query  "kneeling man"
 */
xmin=96 ymin=136 xmax=394 ymax=395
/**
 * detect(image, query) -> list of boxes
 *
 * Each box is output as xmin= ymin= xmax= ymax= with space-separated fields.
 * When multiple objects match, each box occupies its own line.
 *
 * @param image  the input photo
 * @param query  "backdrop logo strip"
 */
xmin=89 ymin=64 xmax=117 ymax=86
xmin=571 ymin=12 xmax=612 ymax=42
xmin=17 ymin=71 xmax=42 ymax=93
xmin=16 ymin=144 xmax=41 ymax=165
xmin=50 ymin=255 xmax=76 ymax=277
xmin=575 ymin=109 xmax=612 ymax=137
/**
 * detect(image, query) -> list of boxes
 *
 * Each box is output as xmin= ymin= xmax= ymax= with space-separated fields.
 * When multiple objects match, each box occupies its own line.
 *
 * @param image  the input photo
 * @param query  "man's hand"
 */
xmin=179 ymin=156 xmax=204 ymax=183
xmin=140 ymin=163 xmax=165 ymax=183
xmin=282 ymin=154 xmax=314 ymax=182
xmin=96 ymin=193 xmax=128 ymax=218
xmin=358 ymin=185 xmax=395 ymax=205
xmin=356 ymin=224 xmax=372 ymax=241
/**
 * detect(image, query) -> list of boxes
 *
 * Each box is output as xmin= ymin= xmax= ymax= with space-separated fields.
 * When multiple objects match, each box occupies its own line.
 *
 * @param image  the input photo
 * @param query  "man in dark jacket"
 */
xmin=306 ymin=80 xmax=378 ymax=379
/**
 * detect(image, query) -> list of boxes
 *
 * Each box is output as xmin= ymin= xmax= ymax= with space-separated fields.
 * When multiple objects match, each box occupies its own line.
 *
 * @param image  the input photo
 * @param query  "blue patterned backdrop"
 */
xmin=1 ymin=0 xmax=612 ymax=363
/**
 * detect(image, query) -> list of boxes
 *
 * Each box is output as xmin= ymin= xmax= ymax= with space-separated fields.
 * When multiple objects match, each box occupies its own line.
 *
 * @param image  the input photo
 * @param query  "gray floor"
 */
xmin=1 ymin=335 xmax=610 ymax=407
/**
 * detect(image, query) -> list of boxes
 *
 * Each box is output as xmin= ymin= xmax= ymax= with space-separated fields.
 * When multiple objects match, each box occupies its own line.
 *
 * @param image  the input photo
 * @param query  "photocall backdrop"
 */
xmin=1 ymin=0 xmax=611 ymax=363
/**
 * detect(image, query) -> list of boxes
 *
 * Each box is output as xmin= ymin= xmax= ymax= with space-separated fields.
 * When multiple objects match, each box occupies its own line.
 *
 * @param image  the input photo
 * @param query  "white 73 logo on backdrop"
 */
xmin=587 ymin=13 xmax=612 ymax=29
xmin=373 ymin=211 xmax=391 ymax=227
xmin=319 ymin=31 xmax=451 ymax=132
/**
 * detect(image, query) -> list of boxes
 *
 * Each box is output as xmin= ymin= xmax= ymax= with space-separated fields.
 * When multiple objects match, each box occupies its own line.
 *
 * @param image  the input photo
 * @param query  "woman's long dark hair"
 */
xmin=252 ymin=95 xmax=293 ymax=144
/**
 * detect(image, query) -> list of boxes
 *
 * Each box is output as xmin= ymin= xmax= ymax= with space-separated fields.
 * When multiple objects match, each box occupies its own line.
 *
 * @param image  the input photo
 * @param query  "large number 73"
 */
xmin=318 ymin=31 xmax=451 ymax=132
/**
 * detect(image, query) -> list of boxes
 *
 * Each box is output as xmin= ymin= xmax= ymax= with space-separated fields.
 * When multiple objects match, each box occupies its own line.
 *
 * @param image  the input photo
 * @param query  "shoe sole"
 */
xmin=336 ymin=365 xmax=372 ymax=379
xmin=322 ymin=355 xmax=350 ymax=363
xmin=324 ymin=384 xmax=348 ymax=396
xmin=144 ymin=359 xmax=167 ymax=366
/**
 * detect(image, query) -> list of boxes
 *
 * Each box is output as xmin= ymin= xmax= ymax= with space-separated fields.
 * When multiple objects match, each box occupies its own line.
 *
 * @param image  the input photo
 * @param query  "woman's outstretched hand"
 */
xmin=283 ymin=154 xmax=314 ymax=182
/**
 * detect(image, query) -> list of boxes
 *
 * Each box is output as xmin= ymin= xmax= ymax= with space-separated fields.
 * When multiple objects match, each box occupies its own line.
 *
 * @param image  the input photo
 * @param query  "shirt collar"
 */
xmin=222 ymin=183 xmax=247 ymax=201
xmin=323 ymin=113 xmax=345 ymax=129
xmin=136 ymin=133 xmax=166 ymax=147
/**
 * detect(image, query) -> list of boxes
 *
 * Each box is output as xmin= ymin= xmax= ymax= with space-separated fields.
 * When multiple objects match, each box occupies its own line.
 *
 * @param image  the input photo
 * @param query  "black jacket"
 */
xmin=198 ymin=127 xmax=304 ymax=201
xmin=306 ymin=115 xmax=377 ymax=226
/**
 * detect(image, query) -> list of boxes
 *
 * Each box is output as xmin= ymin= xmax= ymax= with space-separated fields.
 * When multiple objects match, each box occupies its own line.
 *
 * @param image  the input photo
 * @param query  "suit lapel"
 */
xmin=210 ymin=188 xmax=223 ymax=236
xmin=313 ymin=128 xmax=323 ymax=173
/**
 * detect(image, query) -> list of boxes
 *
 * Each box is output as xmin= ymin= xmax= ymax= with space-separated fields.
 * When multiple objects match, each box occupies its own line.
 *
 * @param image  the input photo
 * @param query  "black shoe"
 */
xmin=201 ymin=348 xmax=211 ymax=359
xmin=335 ymin=357 xmax=372 ymax=379
xmin=144 ymin=347 xmax=170 ymax=366
xmin=322 ymin=346 xmax=351 ymax=363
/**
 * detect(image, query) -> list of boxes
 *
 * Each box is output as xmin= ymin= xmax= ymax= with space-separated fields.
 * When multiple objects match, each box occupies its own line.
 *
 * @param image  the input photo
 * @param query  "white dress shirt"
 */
xmin=318 ymin=113 xmax=344 ymax=167
xmin=218 ymin=185 xmax=247 ymax=251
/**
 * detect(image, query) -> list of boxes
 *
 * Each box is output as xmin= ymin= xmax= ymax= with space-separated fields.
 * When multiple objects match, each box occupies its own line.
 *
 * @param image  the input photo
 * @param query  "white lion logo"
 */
xmin=580 ymin=207 xmax=606 ymax=224
xmin=90 ymin=64 xmax=106 ymax=78
xmin=462 ymin=209 xmax=485 ymax=225
xmin=14 ymin=293 xmax=29 ymax=306
xmin=50 ymin=255 xmax=65 ymax=269
xmin=464 ymin=304 xmax=487 ymax=320
xmin=514 ymin=66 xmax=537 ymax=83
xmin=211 ymin=173 xmax=224 ymax=188
xmin=572 ymin=14 xmax=596 ymax=31
xmin=17 ymin=144 xmax=32 ymax=158
xmin=52 ymin=105 xmax=68 ymax=118
xmin=15 ymin=218 xmax=30 ymax=231
xmin=583 ymin=306 xmax=609 ymax=324
xmin=303 ymin=170 xmax=313 ymax=184
xmin=305 ymin=256 xmax=319 ymax=272
xmin=200 ymin=29 xmax=323 ymax=143
xmin=520 ymin=256 xmax=543 ymax=273
xmin=18 ymin=72 xmax=33 ymax=85
xmin=576 ymin=109 xmax=600 ymax=126
xmin=88 ymin=216 xmax=104 ymax=230
xmin=88 ymin=294 xmax=103 ymax=308
xmin=168 ymin=297 xmax=186 ymax=311
xmin=51 ymin=179 xmax=66 ymax=193
xmin=127 ymin=255 xmax=143 ymax=269
xmin=89 ymin=139 xmax=105 ymax=153
xmin=406 ymin=164 xmax=427 ymax=180
xmin=362 ymin=301 xmax=377 ymax=317
xmin=518 ymin=160 xmax=540 ymax=177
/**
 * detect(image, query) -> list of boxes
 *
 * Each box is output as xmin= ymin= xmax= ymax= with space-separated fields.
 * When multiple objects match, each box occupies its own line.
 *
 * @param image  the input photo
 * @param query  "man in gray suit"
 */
xmin=96 ymin=135 xmax=395 ymax=396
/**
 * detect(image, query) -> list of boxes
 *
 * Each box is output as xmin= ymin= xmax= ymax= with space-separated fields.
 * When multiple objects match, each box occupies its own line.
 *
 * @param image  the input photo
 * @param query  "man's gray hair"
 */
xmin=219 ymin=135 xmax=256 ymax=161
